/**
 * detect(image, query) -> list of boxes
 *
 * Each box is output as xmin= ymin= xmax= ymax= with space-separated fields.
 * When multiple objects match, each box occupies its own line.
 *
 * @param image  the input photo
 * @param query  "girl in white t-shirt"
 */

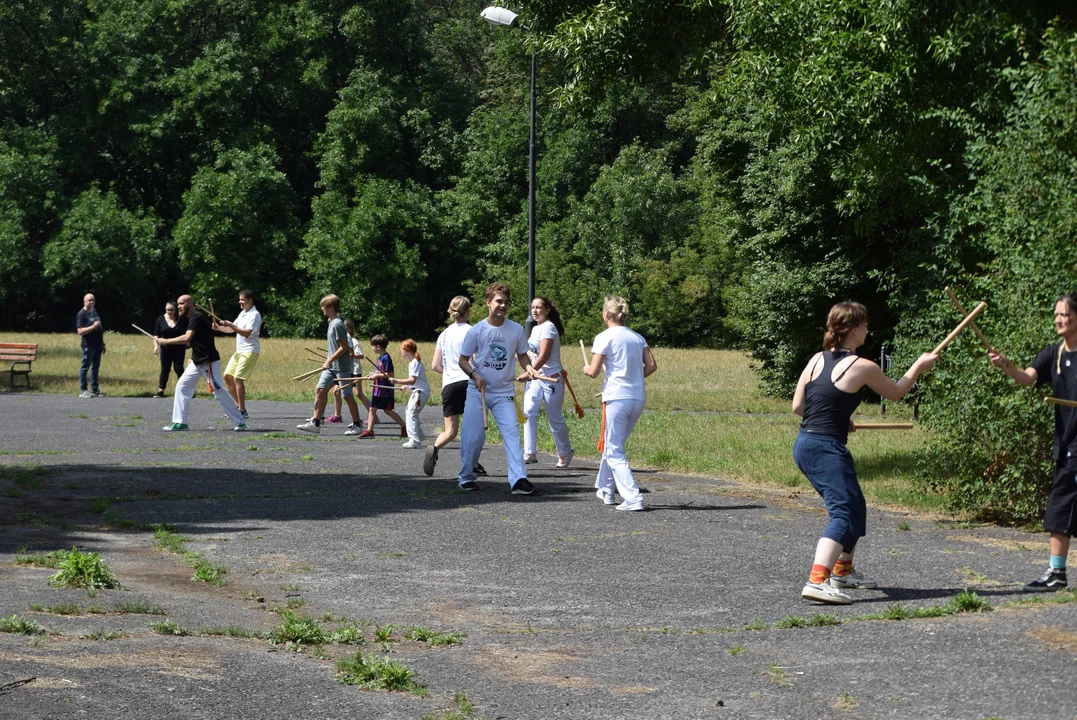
xmin=583 ymin=296 xmax=658 ymax=511
xmin=329 ymin=319 xmax=369 ymax=423
xmin=392 ymin=339 xmax=430 ymax=449
xmin=522 ymin=297 xmax=575 ymax=467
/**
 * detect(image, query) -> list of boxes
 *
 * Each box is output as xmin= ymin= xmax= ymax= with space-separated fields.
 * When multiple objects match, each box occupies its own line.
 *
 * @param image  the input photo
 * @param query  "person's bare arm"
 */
xmin=858 ymin=354 xmax=938 ymax=402
xmin=642 ymin=347 xmax=657 ymax=378
xmin=989 ymin=351 xmax=1037 ymax=386
xmin=459 ymin=355 xmax=485 ymax=391
xmin=531 ymin=339 xmax=553 ymax=371
xmin=791 ymin=352 xmax=822 ymax=417
xmin=583 ymin=352 xmax=603 ymax=379
xmin=157 ymin=330 xmax=194 ymax=347
xmin=431 ymin=347 xmax=444 ymax=374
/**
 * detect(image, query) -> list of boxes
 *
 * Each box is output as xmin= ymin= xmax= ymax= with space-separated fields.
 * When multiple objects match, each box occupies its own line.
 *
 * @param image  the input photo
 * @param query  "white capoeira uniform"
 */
xmin=458 ymin=318 xmax=529 ymax=486
xmin=592 ymin=325 xmax=649 ymax=507
xmin=523 ymin=320 xmax=572 ymax=457
xmin=405 ymin=357 xmax=430 ymax=444
xmin=172 ymin=310 xmax=245 ymax=427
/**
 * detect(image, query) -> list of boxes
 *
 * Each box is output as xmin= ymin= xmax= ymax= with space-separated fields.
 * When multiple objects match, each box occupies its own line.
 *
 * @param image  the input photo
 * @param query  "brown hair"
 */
xmin=485 ymin=282 xmax=511 ymax=301
xmin=400 ymin=339 xmax=420 ymax=360
xmin=370 ymin=333 xmax=388 ymax=350
xmin=239 ymin=289 xmax=254 ymax=301
xmin=320 ymin=294 xmax=340 ymax=312
xmin=822 ymin=302 xmax=868 ymax=351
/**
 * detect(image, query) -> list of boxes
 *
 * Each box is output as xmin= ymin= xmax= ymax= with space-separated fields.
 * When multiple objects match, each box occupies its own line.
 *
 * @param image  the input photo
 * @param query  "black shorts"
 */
xmin=441 ymin=380 xmax=468 ymax=417
xmin=1044 ymin=459 xmax=1077 ymax=536
xmin=370 ymin=394 xmax=395 ymax=411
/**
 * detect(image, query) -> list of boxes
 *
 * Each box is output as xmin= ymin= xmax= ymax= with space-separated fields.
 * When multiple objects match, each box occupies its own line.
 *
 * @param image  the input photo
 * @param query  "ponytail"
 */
xmin=534 ymin=296 xmax=564 ymax=336
xmin=822 ymin=302 xmax=868 ymax=351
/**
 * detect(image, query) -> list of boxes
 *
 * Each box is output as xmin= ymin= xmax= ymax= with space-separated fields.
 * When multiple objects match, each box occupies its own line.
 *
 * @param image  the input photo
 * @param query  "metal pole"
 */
xmin=525 ymin=37 xmax=537 ymax=336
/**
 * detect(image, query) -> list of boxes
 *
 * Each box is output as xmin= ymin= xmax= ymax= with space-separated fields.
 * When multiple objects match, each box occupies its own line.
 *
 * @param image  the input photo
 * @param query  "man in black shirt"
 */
xmin=155 ymin=294 xmax=246 ymax=432
xmin=76 ymin=293 xmax=106 ymax=397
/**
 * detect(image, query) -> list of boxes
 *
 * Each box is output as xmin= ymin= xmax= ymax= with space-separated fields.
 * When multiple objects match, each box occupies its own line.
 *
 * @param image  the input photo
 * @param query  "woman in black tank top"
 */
xmin=791 ymin=302 xmax=937 ymax=605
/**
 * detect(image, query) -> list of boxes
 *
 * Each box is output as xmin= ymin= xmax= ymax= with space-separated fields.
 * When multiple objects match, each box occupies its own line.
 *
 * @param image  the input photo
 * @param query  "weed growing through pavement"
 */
xmin=336 ymin=651 xmax=427 ymax=694
xmin=405 ymin=626 xmax=465 ymax=647
xmin=767 ymin=662 xmax=792 ymax=687
xmin=374 ymin=624 xmax=396 ymax=643
xmin=744 ymin=619 xmax=768 ymax=631
xmin=113 ymin=601 xmax=167 ymax=615
xmin=834 ymin=688 xmax=858 ymax=710
xmin=29 ymin=602 xmax=80 ymax=615
xmin=246 ymin=445 xmax=259 ymax=451
xmin=897 ymin=521 xmax=911 ymax=531
xmin=280 ymin=584 xmax=299 ymax=591
xmin=301 ymin=454 xmax=314 ymax=461
xmin=201 ymin=626 xmax=256 ymax=638
xmin=48 ymin=547 xmax=120 ymax=592
xmin=0 ymin=615 xmax=46 ymax=635
xmin=957 ymin=567 xmax=988 ymax=584
xmin=775 ymin=616 xmax=809 ymax=629
xmin=149 ymin=620 xmax=189 ymax=636
xmin=327 ymin=624 xmax=366 ymax=645
xmin=729 ymin=645 xmax=746 ymax=656
xmin=268 ymin=611 xmax=327 ymax=649
xmin=153 ymin=524 xmax=229 ymax=586
xmin=285 ymin=597 xmax=307 ymax=609
xmin=84 ymin=630 xmax=125 ymax=641
xmin=421 ymin=690 xmax=476 ymax=720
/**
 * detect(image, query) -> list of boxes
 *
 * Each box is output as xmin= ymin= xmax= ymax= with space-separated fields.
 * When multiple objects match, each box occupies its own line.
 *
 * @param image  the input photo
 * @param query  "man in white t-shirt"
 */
xmin=457 ymin=283 xmax=540 ymax=494
xmin=215 ymin=289 xmax=262 ymax=420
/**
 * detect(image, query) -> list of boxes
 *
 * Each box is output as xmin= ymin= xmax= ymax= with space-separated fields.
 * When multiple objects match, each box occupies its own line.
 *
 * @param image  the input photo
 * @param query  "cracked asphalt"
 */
xmin=1 ymin=392 xmax=1075 ymax=719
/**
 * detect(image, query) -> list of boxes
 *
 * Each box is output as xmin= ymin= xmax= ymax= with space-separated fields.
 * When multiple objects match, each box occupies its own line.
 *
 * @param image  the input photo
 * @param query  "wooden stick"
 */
xmin=209 ymin=297 xmax=216 ymax=321
xmin=580 ymin=339 xmax=588 ymax=365
xmin=131 ymin=324 xmax=155 ymax=340
xmin=292 ymin=367 xmax=324 ymax=381
xmin=594 ymin=392 xmax=603 ymax=398
xmin=480 ymin=387 xmax=488 ymax=429
xmin=854 ymin=423 xmax=915 ymax=430
xmin=305 ymin=347 xmax=325 ymax=358
xmin=931 ymin=301 xmax=987 ymax=355
xmin=944 ymin=287 xmax=993 ymax=351
xmin=1045 ymin=397 xmax=1077 ymax=409
xmin=195 ymin=303 xmax=224 ymax=324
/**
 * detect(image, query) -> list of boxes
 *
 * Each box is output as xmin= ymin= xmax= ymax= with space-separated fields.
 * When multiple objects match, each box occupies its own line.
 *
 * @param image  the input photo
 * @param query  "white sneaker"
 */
xmin=828 ymin=568 xmax=877 ymax=589
xmin=233 ymin=423 xmax=246 ymax=432
xmin=801 ymin=581 xmax=853 ymax=605
xmin=596 ymin=488 xmax=616 ymax=505
xmin=615 ymin=499 xmax=644 ymax=512
xmin=296 ymin=419 xmax=320 ymax=434
xmin=524 ymin=453 xmax=538 ymax=464
xmin=343 ymin=423 xmax=361 ymax=436
xmin=79 ymin=390 xmax=94 ymax=398
xmin=401 ymin=440 xmax=422 ymax=449
xmin=556 ymin=450 xmax=575 ymax=468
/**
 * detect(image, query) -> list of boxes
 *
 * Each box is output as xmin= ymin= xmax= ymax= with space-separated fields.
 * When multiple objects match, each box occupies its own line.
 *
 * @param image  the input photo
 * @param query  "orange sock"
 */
xmin=808 ymin=564 xmax=831 ymax=584
xmin=833 ymin=559 xmax=853 ymax=577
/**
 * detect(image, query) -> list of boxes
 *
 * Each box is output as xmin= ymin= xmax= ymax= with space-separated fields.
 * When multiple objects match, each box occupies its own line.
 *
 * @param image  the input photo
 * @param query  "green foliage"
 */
xmin=336 ymin=651 xmax=427 ymax=694
xmin=0 ymin=615 xmax=46 ymax=635
xmin=47 ymin=547 xmax=120 ymax=591
xmin=149 ymin=620 xmax=189 ymax=636
xmin=405 ymin=626 xmax=465 ymax=647
xmin=268 ymin=610 xmax=326 ymax=649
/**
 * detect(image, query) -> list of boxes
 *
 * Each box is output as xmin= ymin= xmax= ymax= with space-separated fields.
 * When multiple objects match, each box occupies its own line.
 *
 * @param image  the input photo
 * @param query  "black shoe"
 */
xmin=1023 ymin=567 xmax=1068 ymax=593
xmin=474 ymin=463 xmax=488 ymax=477
xmin=153 ymin=391 xmax=165 ymax=399
xmin=423 ymin=446 xmax=438 ymax=477
xmin=458 ymin=481 xmax=478 ymax=491
xmin=511 ymin=478 xmax=536 ymax=496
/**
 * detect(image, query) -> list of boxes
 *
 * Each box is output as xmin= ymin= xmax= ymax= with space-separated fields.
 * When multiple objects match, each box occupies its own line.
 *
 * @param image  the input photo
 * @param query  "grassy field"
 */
xmin=1 ymin=331 xmax=937 ymax=513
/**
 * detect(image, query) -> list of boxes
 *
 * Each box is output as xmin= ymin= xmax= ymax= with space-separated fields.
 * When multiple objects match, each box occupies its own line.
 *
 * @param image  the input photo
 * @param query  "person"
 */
xmin=583 ymin=296 xmax=658 ymax=511
xmin=153 ymin=300 xmax=187 ymax=398
xmin=989 ymin=292 xmax=1077 ymax=592
xmin=296 ymin=295 xmax=362 ymax=435
xmin=792 ymin=301 xmax=937 ymax=604
xmin=155 ymin=295 xmax=247 ymax=432
xmin=390 ymin=339 xmax=430 ymax=449
xmin=358 ymin=335 xmax=406 ymax=438
xmin=328 ymin=319 xmax=370 ymax=424
xmin=424 ymin=296 xmax=487 ymax=478
xmin=214 ymin=289 xmax=262 ymax=420
xmin=457 ymin=283 xmax=540 ymax=494
xmin=522 ymin=297 xmax=575 ymax=468
xmin=76 ymin=293 xmax=106 ymax=398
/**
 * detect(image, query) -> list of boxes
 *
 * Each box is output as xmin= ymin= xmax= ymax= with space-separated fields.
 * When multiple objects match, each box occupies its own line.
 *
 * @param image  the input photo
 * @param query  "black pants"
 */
xmin=159 ymin=350 xmax=185 ymax=390
xmin=1045 ymin=458 xmax=1077 ymax=536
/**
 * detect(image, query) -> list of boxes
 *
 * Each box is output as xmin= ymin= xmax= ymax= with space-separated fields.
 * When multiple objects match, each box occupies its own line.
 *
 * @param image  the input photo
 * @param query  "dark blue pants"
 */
xmin=79 ymin=345 xmax=102 ymax=393
xmin=793 ymin=431 xmax=866 ymax=552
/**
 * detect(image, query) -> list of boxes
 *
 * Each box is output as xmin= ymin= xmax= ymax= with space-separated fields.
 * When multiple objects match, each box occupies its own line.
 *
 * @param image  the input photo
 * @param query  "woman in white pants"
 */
xmin=583 ymin=296 xmax=658 ymax=511
xmin=522 ymin=297 xmax=575 ymax=467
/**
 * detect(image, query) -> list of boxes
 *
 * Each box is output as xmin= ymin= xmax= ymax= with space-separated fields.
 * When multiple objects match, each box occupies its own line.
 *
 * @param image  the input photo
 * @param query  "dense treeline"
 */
xmin=2 ymin=1 xmax=1075 ymax=520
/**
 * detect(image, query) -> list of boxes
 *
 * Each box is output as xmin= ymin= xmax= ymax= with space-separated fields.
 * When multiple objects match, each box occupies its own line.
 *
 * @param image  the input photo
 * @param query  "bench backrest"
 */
xmin=0 ymin=342 xmax=38 ymax=359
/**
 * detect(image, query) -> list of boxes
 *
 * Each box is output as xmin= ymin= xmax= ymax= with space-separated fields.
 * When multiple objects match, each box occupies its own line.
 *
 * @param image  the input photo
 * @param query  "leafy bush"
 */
xmin=47 ymin=547 xmax=120 ymax=591
xmin=336 ymin=651 xmax=427 ymax=694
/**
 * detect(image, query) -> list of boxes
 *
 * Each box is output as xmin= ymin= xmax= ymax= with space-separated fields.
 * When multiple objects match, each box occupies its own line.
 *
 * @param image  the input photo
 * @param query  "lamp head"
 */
xmin=481 ymin=6 xmax=520 ymax=28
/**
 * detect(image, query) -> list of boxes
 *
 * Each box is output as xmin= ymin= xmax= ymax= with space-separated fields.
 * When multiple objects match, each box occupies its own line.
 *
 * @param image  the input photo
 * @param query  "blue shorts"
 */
xmin=370 ymin=393 xmax=394 ymax=410
xmin=793 ymin=431 xmax=866 ymax=551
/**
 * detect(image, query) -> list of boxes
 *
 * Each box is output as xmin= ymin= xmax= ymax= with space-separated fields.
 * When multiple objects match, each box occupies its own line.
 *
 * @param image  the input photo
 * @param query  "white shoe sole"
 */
xmin=801 ymin=584 xmax=852 ymax=605
xmin=596 ymin=489 xmax=616 ymax=505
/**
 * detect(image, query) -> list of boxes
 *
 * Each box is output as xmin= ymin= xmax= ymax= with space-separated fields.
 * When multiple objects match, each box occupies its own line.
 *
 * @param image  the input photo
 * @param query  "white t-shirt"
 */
xmin=348 ymin=335 xmax=364 ymax=359
xmin=461 ymin=318 xmax=529 ymax=396
xmin=435 ymin=322 xmax=472 ymax=385
xmin=528 ymin=320 xmax=562 ymax=375
xmin=234 ymin=307 xmax=262 ymax=354
xmin=408 ymin=358 xmax=430 ymax=394
xmin=592 ymin=325 xmax=649 ymax=402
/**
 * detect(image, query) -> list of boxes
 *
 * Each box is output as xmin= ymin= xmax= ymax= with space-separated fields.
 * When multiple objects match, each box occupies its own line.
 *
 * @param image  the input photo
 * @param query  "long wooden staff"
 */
xmin=854 ymin=423 xmax=914 ymax=430
xmin=1045 ymin=397 xmax=1077 ymax=409
xmin=931 ymin=301 xmax=987 ymax=355
xmin=195 ymin=303 xmax=225 ymax=324
xmin=579 ymin=339 xmax=588 ymax=366
xmin=131 ymin=324 xmax=155 ymax=340
xmin=292 ymin=367 xmax=324 ymax=381
xmin=209 ymin=297 xmax=217 ymax=322
xmin=480 ymin=386 xmax=488 ymax=429
xmin=944 ymin=287 xmax=994 ymax=351
xmin=305 ymin=347 xmax=325 ymax=359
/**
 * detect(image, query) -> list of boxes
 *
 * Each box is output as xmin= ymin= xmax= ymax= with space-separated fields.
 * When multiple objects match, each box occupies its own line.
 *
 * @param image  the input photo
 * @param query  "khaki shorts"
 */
xmin=224 ymin=352 xmax=259 ymax=381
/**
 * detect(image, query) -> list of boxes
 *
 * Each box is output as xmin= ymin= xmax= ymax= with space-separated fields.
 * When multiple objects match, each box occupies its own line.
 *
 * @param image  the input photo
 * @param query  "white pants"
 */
xmin=459 ymin=388 xmax=526 ymax=486
xmin=523 ymin=378 xmax=572 ymax=456
xmin=405 ymin=389 xmax=427 ymax=443
xmin=595 ymin=398 xmax=645 ymax=504
xmin=172 ymin=360 xmax=245 ymax=426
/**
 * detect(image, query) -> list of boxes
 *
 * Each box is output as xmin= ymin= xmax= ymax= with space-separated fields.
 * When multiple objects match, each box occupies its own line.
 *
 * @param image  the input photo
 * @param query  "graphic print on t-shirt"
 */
xmin=485 ymin=341 xmax=508 ymax=371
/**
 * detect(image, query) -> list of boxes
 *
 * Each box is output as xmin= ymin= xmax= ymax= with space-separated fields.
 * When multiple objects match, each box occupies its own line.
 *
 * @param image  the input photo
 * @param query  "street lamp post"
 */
xmin=481 ymin=6 xmax=537 ymax=335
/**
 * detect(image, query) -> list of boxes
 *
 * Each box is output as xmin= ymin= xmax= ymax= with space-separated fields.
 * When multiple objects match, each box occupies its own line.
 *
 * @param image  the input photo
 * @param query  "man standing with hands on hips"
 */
xmin=457 ymin=283 xmax=540 ymax=494
xmin=155 ymin=295 xmax=246 ymax=432
xmin=76 ymin=293 xmax=106 ymax=397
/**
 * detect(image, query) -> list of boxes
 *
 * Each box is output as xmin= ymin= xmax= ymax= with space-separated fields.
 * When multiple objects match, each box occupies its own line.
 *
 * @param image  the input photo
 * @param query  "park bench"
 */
xmin=0 ymin=342 xmax=37 ymax=389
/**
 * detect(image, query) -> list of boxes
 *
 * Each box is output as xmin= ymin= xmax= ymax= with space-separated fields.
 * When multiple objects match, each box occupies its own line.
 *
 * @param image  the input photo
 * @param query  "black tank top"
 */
xmin=801 ymin=350 xmax=863 ymax=444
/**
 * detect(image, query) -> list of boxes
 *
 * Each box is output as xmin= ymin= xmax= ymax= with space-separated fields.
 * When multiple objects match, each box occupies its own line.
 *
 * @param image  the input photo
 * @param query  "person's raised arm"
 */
xmin=860 ymin=353 xmax=938 ymax=402
xmin=989 ymin=350 xmax=1037 ymax=386
xmin=157 ymin=329 xmax=194 ymax=347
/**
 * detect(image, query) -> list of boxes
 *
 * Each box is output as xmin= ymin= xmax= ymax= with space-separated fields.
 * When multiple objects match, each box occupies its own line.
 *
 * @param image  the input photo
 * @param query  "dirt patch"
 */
xmin=253 ymin=554 xmax=313 ymax=574
xmin=946 ymin=534 xmax=1045 ymax=553
xmin=609 ymin=685 xmax=658 ymax=694
xmin=1029 ymin=627 xmax=1077 ymax=653
xmin=474 ymin=646 xmax=595 ymax=688
xmin=0 ymin=646 xmax=224 ymax=681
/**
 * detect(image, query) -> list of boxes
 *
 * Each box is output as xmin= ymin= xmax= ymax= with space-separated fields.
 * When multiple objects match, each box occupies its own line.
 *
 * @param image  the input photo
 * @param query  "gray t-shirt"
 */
xmin=327 ymin=317 xmax=352 ymax=374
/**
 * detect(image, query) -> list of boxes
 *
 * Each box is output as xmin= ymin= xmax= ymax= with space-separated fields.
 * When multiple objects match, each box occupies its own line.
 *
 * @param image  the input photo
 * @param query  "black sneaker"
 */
xmin=511 ymin=479 xmax=536 ymax=496
xmin=458 ymin=481 xmax=478 ymax=491
xmin=153 ymin=391 xmax=165 ymax=399
xmin=240 ymin=409 xmax=249 ymax=420
xmin=423 ymin=446 xmax=439 ymax=477
xmin=474 ymin=463 xmax=488 ymax=477
xmin=1023 ymin=567 xmax=1068 ymax=593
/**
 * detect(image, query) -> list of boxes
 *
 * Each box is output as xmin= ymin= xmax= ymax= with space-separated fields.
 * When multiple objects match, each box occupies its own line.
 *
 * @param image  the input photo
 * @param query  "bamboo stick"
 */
xmin=931 ymin=301 xmax=987 ymax=355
